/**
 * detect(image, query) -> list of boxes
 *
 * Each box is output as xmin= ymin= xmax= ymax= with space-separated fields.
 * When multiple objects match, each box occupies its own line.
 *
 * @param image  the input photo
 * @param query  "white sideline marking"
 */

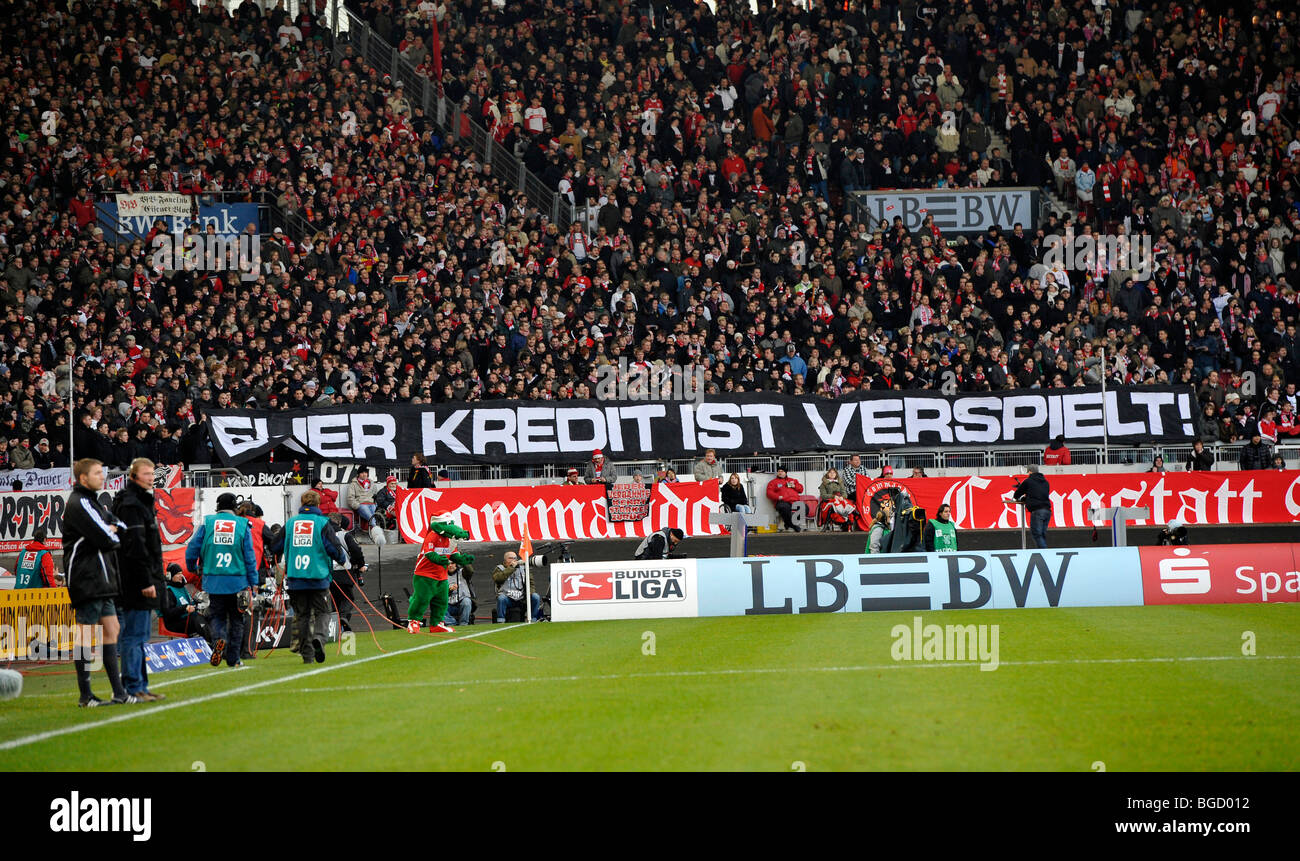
xmin=228 ymin=654 xmax=1300 ymax=697
xmin=0 ymin=625 xmax=524 ymax=751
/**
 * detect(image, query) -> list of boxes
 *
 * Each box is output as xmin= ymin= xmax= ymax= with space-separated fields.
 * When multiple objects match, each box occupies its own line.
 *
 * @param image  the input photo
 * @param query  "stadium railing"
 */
xmin=330 ymin=8 xmax=575 ymax=229
xmin=179 ymin=442 xmax=1300 ymax=487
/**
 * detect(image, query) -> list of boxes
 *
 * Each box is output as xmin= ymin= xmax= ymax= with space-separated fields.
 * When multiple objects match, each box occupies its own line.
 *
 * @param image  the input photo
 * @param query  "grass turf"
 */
xmin=0 ymin=604 xmax=1297 ymax=771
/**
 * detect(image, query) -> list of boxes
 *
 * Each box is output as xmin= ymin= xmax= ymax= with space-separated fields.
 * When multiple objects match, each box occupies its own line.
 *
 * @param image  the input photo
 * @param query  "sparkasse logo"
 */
xmin=49 ymin=791 xmax=151 ymax=842
xmin=1157 ymin=548 xmax=1211 ymax=595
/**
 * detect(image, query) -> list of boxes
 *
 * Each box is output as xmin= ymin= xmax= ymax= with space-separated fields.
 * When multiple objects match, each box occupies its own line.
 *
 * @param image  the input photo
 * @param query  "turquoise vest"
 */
xmin=283 ymin=513 xmax=334 ymax=582
xmin=16 ymin=547 xmax=49 ymax=588
xmin=200 ymin=513 xmax=250 ymax=577
xmin=929 ymin=519 xmax=958 ymax=552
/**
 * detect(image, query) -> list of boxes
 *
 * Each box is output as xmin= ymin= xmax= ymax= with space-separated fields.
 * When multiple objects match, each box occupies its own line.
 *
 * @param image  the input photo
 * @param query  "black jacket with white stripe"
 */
xmin=62 ymin=484 xmax=123 ymax=606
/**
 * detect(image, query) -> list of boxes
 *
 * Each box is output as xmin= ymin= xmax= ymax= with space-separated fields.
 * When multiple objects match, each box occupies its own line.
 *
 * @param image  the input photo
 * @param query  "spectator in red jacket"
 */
xmin=766 ymin=466 xmax=804 ymax=532
xmin=310 ymin=479 xmax=351 ymax=531
xmin=1044 ymin=435 xmax=1071 ymax=466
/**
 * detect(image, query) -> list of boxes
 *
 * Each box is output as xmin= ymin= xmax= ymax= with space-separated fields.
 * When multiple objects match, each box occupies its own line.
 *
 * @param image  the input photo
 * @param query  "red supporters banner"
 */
xmin=396 ymin=481 xmax=722 ymax=543
xmin=856 ymin=471 xmax=1300 ymax=530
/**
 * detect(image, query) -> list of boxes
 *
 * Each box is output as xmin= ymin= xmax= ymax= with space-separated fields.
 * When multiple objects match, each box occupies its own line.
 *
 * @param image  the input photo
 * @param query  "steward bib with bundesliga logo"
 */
xmin=284 ymin=514 xmax=333 ymax=582
xmin=200 ymin=513 xmax=250 ymax=576
xmin=16 ymin=548 xmax=50 ymax=588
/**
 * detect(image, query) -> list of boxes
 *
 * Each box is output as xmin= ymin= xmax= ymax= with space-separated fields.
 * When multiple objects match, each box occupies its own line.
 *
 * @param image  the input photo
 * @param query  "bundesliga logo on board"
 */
xmin=213 ymin=519 xmax=235 ymax=545
xmin=293 ymin=520 xmax=314 ymax=547
xmin=561 ymin=567 xmax=687 ymax=602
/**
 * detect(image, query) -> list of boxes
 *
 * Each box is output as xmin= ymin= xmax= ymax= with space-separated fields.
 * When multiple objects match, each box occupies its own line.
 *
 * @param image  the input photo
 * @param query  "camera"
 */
xmin=530 ymin=541 xmax=575 ymax=567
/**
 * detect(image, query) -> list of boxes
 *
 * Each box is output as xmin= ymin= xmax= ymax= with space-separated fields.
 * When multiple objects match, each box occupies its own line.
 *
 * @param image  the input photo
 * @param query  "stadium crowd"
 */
xmin=1 ymin=0 xmax=1299 ymax=474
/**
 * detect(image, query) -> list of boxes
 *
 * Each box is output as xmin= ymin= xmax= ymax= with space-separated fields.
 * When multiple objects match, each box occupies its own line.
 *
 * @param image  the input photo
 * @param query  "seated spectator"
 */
xmin=818 ymin=468 xmax=855 ymax=530
xmin=1148 ymin=455 xmax=1167 ymax=473
xmin=910 ymin=467 xmax=928 ymax=478
xmin=563 ymin=467 xmax=583 ymax=485
xmin=492 ymin=551 xmax=542 ymax=623
xmin=766 ymin=466 xmax=803 ymax=532
xmin=311 ymin=479 xmax=350 ymax=531
xmin=159 ymin=563 xmax=214 ymax=645
xmin=348 ymin=467 xmax=378 ymax=530
xmin=1044 ymin=436 xmax=1072 ymax=466
xmin=1271 ymin=454 xmax=1288 ymax=471
xmin=373 ymin=475 xmax=401 ymax=529
xmin=693 ymin=449 xmax=724 ymax=483
xmin=720 ymin=473 xmax=752 ymax=513
xmin=660 ymin=468 xmax=679 ymax=483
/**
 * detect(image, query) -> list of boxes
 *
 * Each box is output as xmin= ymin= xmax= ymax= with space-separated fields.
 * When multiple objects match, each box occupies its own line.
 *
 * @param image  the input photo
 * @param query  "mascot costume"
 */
xmin=407 ymin=513 xmax=475 ymax=634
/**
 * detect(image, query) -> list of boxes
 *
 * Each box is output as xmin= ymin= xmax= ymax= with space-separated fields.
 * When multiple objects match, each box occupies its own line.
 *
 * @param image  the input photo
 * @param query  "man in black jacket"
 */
xmin=112 ymin=458 xmax=167 ymax=702
xmin=1184 ymin=439 xmax=1215 ymax=471
xmin=1239 ymin=433 xmax=1270 ymax=470
xmin=63 ymin=458 xmax=134 ymax=707
xmin=1012 ymin=465 xmax=1053 ymax=549
xmin=327 ymin=514 xmax=366 ymax=633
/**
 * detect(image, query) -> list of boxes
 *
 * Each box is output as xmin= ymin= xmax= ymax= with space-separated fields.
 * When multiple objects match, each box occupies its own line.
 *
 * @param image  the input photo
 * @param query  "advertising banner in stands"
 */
xmin=115 ymin=192 xmax=191 ymax=218
xmin=0 ymin=468 xmax=73 ymax=493
xmin=395 ymin=480 xmax=722 ymax=543
xmin=853 ymin=187 xmax=1038 ymax=233
xmin=98 ymin=200 xmax=260 ymax=240
xmin=0 ymin=468 xmax=194 ymax=552
xmin=854 ymin=470 xmax=1300 ymax=531
xmin=206 ymin=386 xmax=1197 ymax=466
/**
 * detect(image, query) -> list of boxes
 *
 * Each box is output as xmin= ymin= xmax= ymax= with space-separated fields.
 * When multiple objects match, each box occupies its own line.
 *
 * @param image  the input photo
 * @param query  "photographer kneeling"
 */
xmin=492 ymin=551 xmax=543 ymax=623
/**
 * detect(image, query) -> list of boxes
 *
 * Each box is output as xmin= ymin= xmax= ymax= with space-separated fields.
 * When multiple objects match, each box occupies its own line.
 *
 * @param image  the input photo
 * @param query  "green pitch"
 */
xmin=1 ymin=604 xmax=1297 ymax=771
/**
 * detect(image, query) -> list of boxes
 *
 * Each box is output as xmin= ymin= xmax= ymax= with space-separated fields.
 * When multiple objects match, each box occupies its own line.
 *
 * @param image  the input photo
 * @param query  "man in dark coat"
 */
xmin=63 ymin=458 xmax=134 ymax=706
xmin=112 ymin=457 xmax=167 ymax=702
xmin=1012 ymin=465 xmax=1053 ymax=549
xmin=1238 ymin=433 xmax=1270 ymax=470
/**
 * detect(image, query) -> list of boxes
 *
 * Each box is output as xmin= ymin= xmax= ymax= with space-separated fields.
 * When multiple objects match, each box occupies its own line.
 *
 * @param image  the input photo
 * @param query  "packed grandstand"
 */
xmin=0 ymin=0 xmax=1298 ymax=474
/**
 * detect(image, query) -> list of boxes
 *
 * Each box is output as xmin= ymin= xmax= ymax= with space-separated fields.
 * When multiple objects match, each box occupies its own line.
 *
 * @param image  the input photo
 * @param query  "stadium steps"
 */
xmin=985 ymin=128 xmax=1072 ymax=221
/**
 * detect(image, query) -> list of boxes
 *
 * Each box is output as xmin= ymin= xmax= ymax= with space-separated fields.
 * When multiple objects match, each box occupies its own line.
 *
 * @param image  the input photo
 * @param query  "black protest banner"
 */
xmin=205 ymin=386 xmax=1197 ymax=467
